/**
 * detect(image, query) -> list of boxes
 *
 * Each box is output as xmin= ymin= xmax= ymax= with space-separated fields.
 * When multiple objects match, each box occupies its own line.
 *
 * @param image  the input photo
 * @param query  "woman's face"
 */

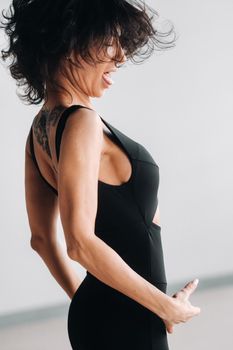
xmin=63 ymin=39 xmax=127 ymax=98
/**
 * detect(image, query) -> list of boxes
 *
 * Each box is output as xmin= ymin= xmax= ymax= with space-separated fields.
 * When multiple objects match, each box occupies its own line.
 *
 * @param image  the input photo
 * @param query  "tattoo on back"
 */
xmin=32 ymin=105 xmax=65 ymax=159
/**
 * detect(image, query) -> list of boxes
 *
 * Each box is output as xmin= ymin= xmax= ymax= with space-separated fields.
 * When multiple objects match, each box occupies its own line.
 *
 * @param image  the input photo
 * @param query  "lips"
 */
xmin=102 ymin=72 xmax=114 ymax=85
xmin=102 ymin=69 xmax=116 ymax=85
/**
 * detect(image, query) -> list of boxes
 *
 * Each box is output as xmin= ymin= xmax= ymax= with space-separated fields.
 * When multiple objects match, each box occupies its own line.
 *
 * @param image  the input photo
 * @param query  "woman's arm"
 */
xmin=24 ymin=136 xmax=82 ymax=300
xmin=58 ymin=108 xmax=173 ymax=319
xmin=69 ymin=234 xmax=170 ymax=318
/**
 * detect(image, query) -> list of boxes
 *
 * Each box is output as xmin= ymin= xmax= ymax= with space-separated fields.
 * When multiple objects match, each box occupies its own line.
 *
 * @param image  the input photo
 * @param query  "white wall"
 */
xmin=0 ymin=0 xmax=232 ymax=315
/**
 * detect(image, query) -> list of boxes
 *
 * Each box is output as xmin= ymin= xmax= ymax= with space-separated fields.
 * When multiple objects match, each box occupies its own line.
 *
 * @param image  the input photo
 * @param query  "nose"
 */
xmin=107 ymin=41 xmax=127 ymax=66
xmin=115 ymin=53 xmax=126 ymax=68
xmin=121 ymin=51 xmax=127 ymax=63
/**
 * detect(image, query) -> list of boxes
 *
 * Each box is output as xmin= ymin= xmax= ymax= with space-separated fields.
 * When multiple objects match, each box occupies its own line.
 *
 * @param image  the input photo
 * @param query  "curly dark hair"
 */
xmin=0 ymin=0 xmax=177 ymax=105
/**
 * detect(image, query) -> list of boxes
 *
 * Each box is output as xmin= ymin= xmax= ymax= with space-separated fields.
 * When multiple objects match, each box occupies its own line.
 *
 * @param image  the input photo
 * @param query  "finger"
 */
xmin=164 ymin=320 xmax=174 ymax=334
xmin=173 ymin=279 xmax=199 ymax=301
xmin=183 ymin=279 xmax=199 ymax=299
xmin=172 ymin=288 xmax=188 ymax=300
xmin=167 ymin=324 xmax=174 ymax=333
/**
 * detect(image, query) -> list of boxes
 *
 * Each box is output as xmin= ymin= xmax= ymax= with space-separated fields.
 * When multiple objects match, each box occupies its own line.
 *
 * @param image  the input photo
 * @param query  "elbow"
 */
xmin=30 ymin=235 xmax=56 ymax=252
xmin=67 ymin=242 xmax=82 ymax=261
xmin=67 ymin=235 xmax=94 ymax=261
xmin=30 ymin=235 xmax=46 ymax=251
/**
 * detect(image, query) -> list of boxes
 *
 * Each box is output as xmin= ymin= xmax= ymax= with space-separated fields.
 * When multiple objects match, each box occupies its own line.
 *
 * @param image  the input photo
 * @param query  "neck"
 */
xmin=43 ymin=81 xmax=94 ymax=111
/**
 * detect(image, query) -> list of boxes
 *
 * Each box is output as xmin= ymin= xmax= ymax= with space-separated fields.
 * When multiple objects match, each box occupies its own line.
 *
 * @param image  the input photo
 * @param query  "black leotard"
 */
xmin=29 ymin=105 xmax=169 ymax=350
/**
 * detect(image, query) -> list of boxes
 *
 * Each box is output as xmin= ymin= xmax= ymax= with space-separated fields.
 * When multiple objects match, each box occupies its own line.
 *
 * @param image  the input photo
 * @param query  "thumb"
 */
xmin=190 ymin=304 xmax=201 ymax=316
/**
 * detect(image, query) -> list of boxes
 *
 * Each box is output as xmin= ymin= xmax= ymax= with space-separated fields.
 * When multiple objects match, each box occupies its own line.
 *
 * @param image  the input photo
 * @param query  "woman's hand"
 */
xmin=162 ymin=278 xmax=201 ymax=334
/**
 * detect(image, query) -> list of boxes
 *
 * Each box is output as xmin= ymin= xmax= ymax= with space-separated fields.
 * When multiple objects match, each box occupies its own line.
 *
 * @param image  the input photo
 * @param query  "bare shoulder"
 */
xmin=61 ymin=106 xmax=103 ymax=135
xmin=58 ymin=106 xmax=104 ymax=167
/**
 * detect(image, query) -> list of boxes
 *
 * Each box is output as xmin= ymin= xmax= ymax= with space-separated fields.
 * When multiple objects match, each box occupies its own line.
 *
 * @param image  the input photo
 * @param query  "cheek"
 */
xmin=78 ymin=63 xmax=107 ymax=95
xmin=81 ymin=68 xmax=101 ymax=89
xmin=91 ymin=68 xmax=104 ymax=85
xmin=87 ymin=70 xmax=105 ymax=95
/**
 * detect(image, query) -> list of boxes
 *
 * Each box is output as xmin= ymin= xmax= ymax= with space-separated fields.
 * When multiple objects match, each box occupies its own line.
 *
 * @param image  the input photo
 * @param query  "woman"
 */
xmin=1 ymin=1 xmax=201 ymax=349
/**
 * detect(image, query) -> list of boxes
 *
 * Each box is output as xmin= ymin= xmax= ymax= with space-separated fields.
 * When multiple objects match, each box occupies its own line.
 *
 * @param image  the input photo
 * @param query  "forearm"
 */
xmin=33 ymin=240 xmax=82 ymax=299
xmin=69 ymin=235 xmax=172 ymax=319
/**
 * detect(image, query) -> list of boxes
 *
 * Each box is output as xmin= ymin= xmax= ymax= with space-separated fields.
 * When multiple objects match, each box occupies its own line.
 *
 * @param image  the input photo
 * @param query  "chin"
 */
xmin=92 ymin=89 xmax=106 ymax=98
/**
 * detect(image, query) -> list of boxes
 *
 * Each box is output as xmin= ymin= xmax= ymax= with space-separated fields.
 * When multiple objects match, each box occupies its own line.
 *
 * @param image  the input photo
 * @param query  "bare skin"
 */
xmin=24 ymin=39 xmax=201 ymax=332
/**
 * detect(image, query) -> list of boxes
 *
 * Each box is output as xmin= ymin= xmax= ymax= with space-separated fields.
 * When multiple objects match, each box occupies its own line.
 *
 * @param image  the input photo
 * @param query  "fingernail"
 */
xmin=193 ymin=278 xmax=199 ymax=285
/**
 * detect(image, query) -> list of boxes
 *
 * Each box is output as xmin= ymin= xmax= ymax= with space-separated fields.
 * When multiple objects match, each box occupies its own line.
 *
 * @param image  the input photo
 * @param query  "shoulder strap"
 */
xmin=99 ymin=118 xmax=138 ymax=160
xmin=29 ymin=126 xmax=58 ymax=195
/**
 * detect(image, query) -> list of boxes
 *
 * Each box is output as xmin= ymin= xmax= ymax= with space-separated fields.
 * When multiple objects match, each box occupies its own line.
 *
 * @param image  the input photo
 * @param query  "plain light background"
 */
xmin=0 ymin=0 xmax=232 ymax=316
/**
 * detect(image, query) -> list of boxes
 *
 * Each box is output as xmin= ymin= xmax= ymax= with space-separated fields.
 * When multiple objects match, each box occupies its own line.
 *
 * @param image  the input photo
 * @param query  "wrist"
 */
xmin=157 ymin=294 xmax=175 ymax=320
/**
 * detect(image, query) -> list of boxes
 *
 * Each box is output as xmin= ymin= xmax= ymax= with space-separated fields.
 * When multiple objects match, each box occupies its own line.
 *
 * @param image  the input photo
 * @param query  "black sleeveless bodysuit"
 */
xmin=29 ymin=105 xmax=169 ymax=350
